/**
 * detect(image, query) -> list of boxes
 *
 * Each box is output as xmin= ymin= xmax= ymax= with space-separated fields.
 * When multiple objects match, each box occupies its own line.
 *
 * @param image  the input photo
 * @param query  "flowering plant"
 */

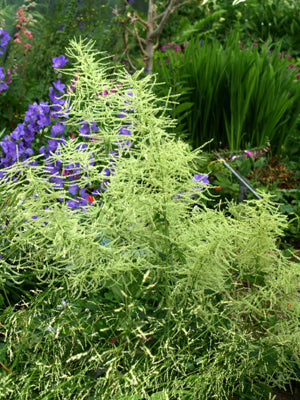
xmin=0 ymin=38 xmax=299 ymax=400
xmin=0 ymin=29 xmax=11 ymax=92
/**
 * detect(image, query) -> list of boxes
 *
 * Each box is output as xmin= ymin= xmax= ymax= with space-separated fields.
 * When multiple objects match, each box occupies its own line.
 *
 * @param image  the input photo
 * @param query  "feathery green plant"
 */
xmin=0 ymin=38 xmax=299 ymax=399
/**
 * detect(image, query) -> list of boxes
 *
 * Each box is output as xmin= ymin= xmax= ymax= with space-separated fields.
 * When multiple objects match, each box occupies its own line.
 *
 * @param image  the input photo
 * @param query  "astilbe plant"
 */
xmin=0 ymin=38 xmax=299 ymax=400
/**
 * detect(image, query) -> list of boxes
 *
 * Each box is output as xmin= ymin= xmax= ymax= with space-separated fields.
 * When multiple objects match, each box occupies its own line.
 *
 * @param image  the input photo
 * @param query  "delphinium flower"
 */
xmin=1 ymin=54 xmax=211 ymax=216
xmin=0 ymin=29 xmax=11 ymax=92
xmin=0 ymin=28 xmax=11 ymax=55
xmin=0 ymin=66 xmax=8 ymax=91
xmin=0 ymin=101 xmax=52 ymax=170
xmin=191 ymin=174 xmax=210 ymax=197
xmin=52 ymin=55 xmax=69 ymax=69
xmin=175 ymin=174 xmax=210 ymax=199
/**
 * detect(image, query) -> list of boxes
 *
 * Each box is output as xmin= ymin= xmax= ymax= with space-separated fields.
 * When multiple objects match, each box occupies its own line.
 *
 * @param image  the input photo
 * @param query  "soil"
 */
xmin=228 ymin=382 xmax=300 ymax=400
xmin=272 ymin=385 xmax=300 ymax=400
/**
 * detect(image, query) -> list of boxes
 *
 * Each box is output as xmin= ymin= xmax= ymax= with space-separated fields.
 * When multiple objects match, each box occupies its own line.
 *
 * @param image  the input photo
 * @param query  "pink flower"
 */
xmin=14 ymin=32 xmax=20 ymax=37
xmin=14 ymin=38 xmax=21 ymax=44
xmin=23 ymin=43 xmax=32 ymax=48
xmin=24 ymin=31 xmax=33 ymax=39
xmin=253 ymin=43 xmax=258 ymax=46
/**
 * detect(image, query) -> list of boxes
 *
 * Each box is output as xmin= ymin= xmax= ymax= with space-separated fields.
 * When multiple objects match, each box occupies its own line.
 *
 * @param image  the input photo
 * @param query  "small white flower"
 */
xmin=57 ymin=300 xmax=68 ymax=309
xmin=45 ymin=325 xmax=59 ymax=334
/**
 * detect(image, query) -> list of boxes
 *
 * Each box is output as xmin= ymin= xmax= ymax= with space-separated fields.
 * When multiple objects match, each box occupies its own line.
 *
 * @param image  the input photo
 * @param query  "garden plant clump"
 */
xmin=152 ymin=36 xmax=300 ymax=152
xmin=0 ymin=38 xmax=299 ymax=400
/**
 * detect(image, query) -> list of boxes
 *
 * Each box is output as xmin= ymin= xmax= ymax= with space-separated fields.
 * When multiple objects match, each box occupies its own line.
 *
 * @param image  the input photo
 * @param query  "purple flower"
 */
xmin=11 ymin=124 xmax=25 ymax=140
xmin=0 ymin=67 xmax=8 ymax=92
xmin=79 ymin=122 xmax=99 ymax=135
xmin=0 ymin=81 xmax=8 ymax=91
xmin=52 ymin=55 xmax=69 ymax=68
xmin=194 ymin=174 xmax=209 ymax=185
xmin=47 ymin=139 xmax=59 ymax=153
xmin=120 ymin=126 xmax=131 ymax=136
xmin=109 ymin=151 xmax=119 ymax=162
xmin=0 ymin=29 xmax=11 ymax=55
xmin=51 ymin=122 xmax=65 ymax=137
xmin=53 ymin=80 xmax=66 ymax=93
xmin=66 ymin=199 xmax=76 ymax=208
xmin=191 ymin=174 xmax=210 ymax=196
xmin=37 ymin=113 xmax=51 ymax=128
xmin=68 ymin=185 xmax=79 ymax=195
xmin=0 ymin=67 xmax=5 ymax=81
xmin=117 ymin=139 xmax=132 ymax=150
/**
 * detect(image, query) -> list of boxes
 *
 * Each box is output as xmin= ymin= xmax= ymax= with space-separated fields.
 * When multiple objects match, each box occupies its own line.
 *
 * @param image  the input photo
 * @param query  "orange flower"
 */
xmin=87 ymin=195 xmax=95 ymax=203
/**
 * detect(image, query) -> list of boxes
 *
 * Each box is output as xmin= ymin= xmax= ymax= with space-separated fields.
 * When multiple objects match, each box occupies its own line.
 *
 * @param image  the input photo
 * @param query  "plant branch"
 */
xmin=150 ymin=0 xmax=182 ymax=40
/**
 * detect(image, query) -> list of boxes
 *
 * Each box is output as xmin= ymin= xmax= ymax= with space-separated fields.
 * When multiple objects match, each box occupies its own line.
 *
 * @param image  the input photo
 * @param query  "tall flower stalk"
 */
xmin=10 ymin=8 xmax=34 ymax=130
